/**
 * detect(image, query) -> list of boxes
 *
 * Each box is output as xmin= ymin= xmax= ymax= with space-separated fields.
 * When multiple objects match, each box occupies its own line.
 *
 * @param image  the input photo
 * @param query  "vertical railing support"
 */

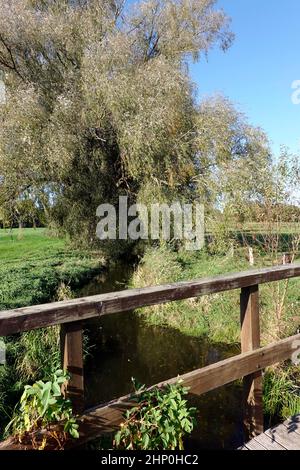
xmin=240 ymin=285 xmax=263 ymax=437
xmin=60 ymin=321 xmax=84 ymax=413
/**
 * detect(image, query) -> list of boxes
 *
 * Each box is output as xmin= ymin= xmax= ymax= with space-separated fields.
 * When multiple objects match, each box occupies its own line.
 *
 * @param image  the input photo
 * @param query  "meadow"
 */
xmin=0 ymin=228 xmax=103 ymax=310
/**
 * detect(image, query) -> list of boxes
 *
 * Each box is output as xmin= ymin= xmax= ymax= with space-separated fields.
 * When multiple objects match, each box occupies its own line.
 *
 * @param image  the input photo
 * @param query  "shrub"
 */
xmin=114 ymin=380 xmax=196 ymax=450
xmin=6 ymin=369 xmax=79 ymax=450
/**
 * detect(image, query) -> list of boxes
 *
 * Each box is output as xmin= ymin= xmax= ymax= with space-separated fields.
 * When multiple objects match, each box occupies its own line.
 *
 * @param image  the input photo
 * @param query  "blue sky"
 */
xmin=190 ymin=0 xmax=300 ymax=156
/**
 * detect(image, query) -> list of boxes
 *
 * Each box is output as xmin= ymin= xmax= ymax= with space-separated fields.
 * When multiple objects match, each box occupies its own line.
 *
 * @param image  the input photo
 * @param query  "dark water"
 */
xmin=77 ymin=264 xmax=244 ymax=450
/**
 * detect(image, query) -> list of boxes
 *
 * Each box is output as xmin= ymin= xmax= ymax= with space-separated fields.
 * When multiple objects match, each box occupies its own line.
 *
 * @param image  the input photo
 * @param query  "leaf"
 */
xmin=170 ymin=399 xmax=178 ymax=410
xmin=142 ymin=433 xmax=150 ymax=449
xmin=52 ymin=381 xmax=61 ymax=397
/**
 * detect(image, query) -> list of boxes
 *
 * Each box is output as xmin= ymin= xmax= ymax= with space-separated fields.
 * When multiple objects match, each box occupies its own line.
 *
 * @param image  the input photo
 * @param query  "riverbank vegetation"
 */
xmin=132 ymin=240 xmax=300 ymax=421
xmin=132 ymin=244 xmax=300 ymax=343
xmin=6 ymin=369 xmax=79 ymax=450
xmin=0 ymin=228 xmax=104 ymax=437
xmin=114 ymin=380 xmax=196 ymax=450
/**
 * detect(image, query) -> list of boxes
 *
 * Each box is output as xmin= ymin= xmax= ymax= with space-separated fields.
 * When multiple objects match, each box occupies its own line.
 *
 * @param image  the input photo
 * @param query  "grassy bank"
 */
xmin=132 ymin=245 xmax=300 ymax=421
xmin=0 ymin=228 xmax=104 ymax=437
xmin=132 ymin=246 xmax=300 ymax=343
xmin=0 ymin=228 xmax=103 ymax=310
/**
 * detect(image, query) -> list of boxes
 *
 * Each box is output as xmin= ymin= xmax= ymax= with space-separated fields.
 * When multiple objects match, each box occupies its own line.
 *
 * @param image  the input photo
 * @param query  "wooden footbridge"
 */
xmin=241 ymin=415 xmax=300 ymax=450
xmin=1 ymin=263 xmax=300 ymax=450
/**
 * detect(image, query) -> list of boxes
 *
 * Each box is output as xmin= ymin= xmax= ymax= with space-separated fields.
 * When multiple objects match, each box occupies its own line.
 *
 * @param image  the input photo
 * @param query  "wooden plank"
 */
xmin=240 ymin=285 xmax=263 ymax=437
xmin=265 ymin=423 xmax=300 ymax=450
xmin=68 ymin=334 xmax=300 ymax=445
xmin=243 ymin=438 xmax=266 ymax=450
xmin=283 ymin=415 xmax=300 ymax=435
xmin=1 ymin=264 xmax=300 ymax=335
xmin=254 ymin=433 xmax=286 ymax=450
xmin=60 ymin=322 xmax=84 ymax=413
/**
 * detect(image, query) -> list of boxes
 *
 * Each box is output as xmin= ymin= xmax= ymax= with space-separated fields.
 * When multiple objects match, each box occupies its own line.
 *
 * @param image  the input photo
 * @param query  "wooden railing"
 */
xmin=1 ymin=264 xmax=300 ymax=442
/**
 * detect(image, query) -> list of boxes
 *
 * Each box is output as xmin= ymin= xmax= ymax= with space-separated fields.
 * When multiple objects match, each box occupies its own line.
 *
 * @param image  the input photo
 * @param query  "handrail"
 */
xmin=1 ymin=263 xmax=300 ymax=336
xmin=1 ymin=262 xmax=300 ymax=442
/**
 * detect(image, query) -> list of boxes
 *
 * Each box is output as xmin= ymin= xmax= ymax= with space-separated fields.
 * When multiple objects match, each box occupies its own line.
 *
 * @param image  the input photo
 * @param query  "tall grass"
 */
xmin=264 ymin=366 xmax=300 ymax=420
xmin=132 ymin=245 xmax=300 ymax=344
xmin=132 ymin=246 xmax=250 ymax=342
xmin=132 ymin=245 xmax=300 ymax=422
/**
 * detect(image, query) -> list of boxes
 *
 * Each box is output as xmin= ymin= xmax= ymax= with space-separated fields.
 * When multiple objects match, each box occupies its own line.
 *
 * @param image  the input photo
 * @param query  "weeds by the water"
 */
xmin=264 ymin=365 xmax=300 ymax=421
xmin=132 ymin=245 xmax=300 ymax=422
xmin=6 ymin=369 xmax=79 ymax=450
xmin=114 ymin=379 xmax=196 ymax=450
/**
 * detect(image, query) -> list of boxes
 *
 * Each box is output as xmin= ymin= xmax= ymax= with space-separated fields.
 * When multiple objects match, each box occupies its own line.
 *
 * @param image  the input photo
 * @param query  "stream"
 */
xmin=77 ymin=264 xmax=244 ymax=450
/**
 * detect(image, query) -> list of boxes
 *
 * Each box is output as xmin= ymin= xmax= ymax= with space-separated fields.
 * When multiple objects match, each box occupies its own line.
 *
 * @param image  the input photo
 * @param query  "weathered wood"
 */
xmin=265 ymin=423 xmax=300 ymax=450
xmin=240 ymin=285 xmax=263 ymax=437
xmin=239 ymin=418 xmax=300 ymax=450
xmin=60 ymin=322 xmax=84 ymax=413
xmin=1 ymin=264 xmax=300 ymax=336
xmin=0 ymin=437 xmax=25 ymax=451
xmin=283 ymin=415 xmax=300 ymax=435
xmin=66 ymin=333 xmax=300 ymax=445
xmin=243 ymin=439 xmax=266 ymax=450
xmin=253 ymin=433 xmax=286 ymax=450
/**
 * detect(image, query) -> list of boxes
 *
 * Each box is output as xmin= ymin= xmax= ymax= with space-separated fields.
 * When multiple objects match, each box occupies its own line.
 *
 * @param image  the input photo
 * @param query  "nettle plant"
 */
xmin=114 ymin=380 xmax=196 ymax=450
xmin=6 ymin=369 xmax=79 ymax=450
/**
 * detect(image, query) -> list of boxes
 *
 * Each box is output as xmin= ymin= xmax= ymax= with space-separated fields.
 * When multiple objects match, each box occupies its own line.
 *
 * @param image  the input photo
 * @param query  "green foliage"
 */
xmin=6 ymin=370 xmax=79 ymax=449
xmin=0 ymin=0 xmax=235 ymax=250
xmin=263 ymin=366 xmax=300 ymax=420
xmin=0 ymin=228 xmax=102 ymax=439
xmin=114 ymin=380 xmax=196 ymax=450
xmin=132 ymin=245 xmax=249 ymax=341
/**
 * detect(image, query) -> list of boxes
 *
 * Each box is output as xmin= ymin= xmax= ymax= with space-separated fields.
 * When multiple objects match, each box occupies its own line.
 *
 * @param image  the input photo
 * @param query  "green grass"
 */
xmin=132 ymin=246 xmax=252 ymax=342
xmin=132 ymin=244 xmax=300 ymax=421
xmin=0 ymin=228 xmax=103 ymax=310
xmin=264 ymin=366 xmax=300 ymax=421
xmin=0 ymin=228 xmax=104 ymax=438
xmin=0 ymin=228 xmax=64 ymax=261
xmin=132 ymin=245 xmax=300 ymax=343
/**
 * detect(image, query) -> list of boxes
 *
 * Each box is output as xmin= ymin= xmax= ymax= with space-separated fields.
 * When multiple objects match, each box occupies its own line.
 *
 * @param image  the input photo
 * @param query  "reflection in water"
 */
xmin=77 ymin=264 xmax=244 ymax=449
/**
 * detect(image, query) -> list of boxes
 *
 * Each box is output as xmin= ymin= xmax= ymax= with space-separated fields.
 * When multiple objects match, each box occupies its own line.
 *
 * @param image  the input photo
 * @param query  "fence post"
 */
xmin=60 ymin=321 xmax=84 ymax=413
xmin=240 ymin=285 xmax=263 ymax=437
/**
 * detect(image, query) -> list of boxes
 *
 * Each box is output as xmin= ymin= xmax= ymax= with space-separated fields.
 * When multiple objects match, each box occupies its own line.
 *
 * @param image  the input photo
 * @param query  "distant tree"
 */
xmin=0 ymin=193 xmax=45 ymax=229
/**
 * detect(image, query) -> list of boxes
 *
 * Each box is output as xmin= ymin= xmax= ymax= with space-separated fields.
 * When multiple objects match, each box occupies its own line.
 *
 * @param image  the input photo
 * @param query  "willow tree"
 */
xmin=0 ymin=0 xmax=235 ymax=247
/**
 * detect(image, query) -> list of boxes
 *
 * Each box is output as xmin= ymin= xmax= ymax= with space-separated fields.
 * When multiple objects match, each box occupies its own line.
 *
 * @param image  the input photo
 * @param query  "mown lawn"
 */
xmin=0 ymin=228 xmax=64 ymax=261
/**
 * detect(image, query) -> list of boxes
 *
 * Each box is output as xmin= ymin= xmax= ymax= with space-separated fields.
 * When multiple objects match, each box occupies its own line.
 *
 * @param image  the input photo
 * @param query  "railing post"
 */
xmin=60 ymin=321 xmax=84 ymax=413
xmin=240 ymin=285 xmax=263 ymax=437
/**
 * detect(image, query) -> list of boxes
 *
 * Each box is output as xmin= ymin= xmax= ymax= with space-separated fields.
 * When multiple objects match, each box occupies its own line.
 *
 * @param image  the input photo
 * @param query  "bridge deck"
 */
xmin=240 ymin=415 xmax=300 ymax=450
